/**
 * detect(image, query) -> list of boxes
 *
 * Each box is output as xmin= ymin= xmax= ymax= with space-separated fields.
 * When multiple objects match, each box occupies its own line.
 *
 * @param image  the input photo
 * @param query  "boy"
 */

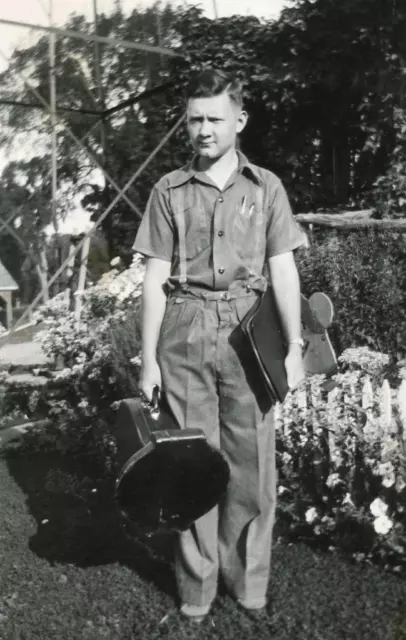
xmin=132 ymin=69 xmax=305 ymax=622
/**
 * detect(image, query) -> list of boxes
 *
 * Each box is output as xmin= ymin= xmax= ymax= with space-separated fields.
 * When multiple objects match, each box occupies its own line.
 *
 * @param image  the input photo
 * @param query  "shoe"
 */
xmin=237 ymin=598 xmax=267 ymax=611
xmin=236 ymin=599 xmax=268 ymax=619
xmin=180 ymin=602 xmax=211 ymax=624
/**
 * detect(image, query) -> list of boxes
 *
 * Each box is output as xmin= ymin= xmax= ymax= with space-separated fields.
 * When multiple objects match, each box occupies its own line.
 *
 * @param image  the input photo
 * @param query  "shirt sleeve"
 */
xmin=266 ymin=180 xmax=306 ymax=258
xmin=132 ymin=184 xmax=174 ymax=261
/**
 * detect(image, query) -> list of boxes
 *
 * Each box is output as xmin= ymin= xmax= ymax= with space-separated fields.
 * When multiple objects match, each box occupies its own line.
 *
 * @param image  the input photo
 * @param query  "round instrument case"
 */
xmin=114 ymin=389 xmax=230 ymax=536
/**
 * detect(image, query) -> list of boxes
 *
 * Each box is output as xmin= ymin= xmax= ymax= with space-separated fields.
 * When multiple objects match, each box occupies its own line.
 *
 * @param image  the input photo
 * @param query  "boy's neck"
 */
xmin=197 ymin=148 xmax=239 ymax=190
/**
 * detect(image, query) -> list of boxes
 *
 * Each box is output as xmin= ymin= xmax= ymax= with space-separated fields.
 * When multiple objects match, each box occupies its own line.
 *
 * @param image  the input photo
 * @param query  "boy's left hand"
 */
xmin=285 ymin=344 xmax=305 ymax=391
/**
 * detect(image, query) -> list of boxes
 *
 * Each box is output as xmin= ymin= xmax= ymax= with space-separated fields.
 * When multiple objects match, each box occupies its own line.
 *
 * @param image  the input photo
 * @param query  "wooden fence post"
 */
xmin=380 ymin=379 xmax=394 ymax=432
xmin=64 ymin=241 xmax=76 ymax=308
xmin=74 ymin=235 xmax=91 ymax=331
xmin=398 ymin=380 xmax=406 ymax=437
xmin=327 ymin=386 xmax=338 ymax=462
xmin=361 ymin=376 xmax=373 ymax=410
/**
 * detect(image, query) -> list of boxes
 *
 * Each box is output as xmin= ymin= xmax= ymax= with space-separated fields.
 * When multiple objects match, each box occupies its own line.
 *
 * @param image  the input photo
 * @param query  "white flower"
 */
xmin=330 ymin=450 xmax=343 ymax=466
xmin=382 ymin=473 xmax=396 ymax=488
xmin=305 ymin=507 xmax=318 ymax=524
xmin=395 ymin=476 xmax=406 ymax=493
xmin=378 ymin=461 xmax=394 ymax=477
xmin=326 ymin=472 xmax=341 ymax=488
xmin=370 ymin=498 xmax=388 ymax=518
xmin=373 ymin=515 xmax=393 ymax=535
xmin=278 ymin=485 xmax=288 ymax=495
xmin=342 ymin=493 xmax=355 ymax=507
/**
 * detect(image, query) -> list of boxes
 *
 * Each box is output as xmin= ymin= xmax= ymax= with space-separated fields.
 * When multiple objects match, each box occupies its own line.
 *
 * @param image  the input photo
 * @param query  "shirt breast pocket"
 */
xmin=233 ymin=204 xmax=266 ymax=265
xmin=183 ymin=205 xmax=210 ymax=259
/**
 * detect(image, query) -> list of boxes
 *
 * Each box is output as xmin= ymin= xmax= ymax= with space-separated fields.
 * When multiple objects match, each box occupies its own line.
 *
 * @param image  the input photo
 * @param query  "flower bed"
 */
xmin=1 ymin=255 xmax=405 ymax=570
xmin=1 ymin=254 xmax=146 ymax=463
xmin=276 ymin=348 xmax=406 ymax=571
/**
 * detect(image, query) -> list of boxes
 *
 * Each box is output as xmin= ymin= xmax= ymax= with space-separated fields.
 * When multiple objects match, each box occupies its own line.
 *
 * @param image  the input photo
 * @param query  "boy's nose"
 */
xmin=199 ymin=121 xmax=211 ymax=136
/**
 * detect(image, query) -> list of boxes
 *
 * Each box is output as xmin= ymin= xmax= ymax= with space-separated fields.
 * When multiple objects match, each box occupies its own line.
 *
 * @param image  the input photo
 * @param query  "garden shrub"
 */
xmin=296 ymin=229 xmax=406 ymax=363
xmin=107 ymin=299 xmax=142 ymax=399
xmin=10 ymin=254 xmax=147 ymax=465
xmin=4 ymin=248 xmax=405 ymax=569
xmin=371 ymin=107 xmax=406 ymax=220
xmin=276 ymin=348 xmax=406 ymax=570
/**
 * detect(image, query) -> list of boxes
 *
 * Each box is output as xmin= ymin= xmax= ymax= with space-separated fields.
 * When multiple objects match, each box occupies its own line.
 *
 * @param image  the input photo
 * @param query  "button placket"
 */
xmin=215 ymin=194 xmax=225 ymax=237
xmin=213 ymin=191 xmax=229 ymax=289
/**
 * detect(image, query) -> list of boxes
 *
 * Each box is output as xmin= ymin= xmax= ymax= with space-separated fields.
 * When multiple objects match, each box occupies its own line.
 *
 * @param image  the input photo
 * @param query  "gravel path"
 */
xmin=0 ymin=341 xmax=49 ymax=368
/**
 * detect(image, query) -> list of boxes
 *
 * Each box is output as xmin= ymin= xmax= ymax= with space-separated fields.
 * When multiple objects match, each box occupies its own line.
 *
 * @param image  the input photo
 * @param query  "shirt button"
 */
xmin=218 ymin=197 xmax=224 ymax=203
xmin=217 ymin=230 xmax=224 ymax=237
xmin=218 ymin=268 xmax=225 ymax=274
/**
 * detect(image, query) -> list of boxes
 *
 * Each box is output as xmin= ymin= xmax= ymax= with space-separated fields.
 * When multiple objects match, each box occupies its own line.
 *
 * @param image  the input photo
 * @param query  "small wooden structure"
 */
xmin=0 ymin=259 xmax=18 ymax=329
xmin=296 ymin=210 xmax=406 ymax=231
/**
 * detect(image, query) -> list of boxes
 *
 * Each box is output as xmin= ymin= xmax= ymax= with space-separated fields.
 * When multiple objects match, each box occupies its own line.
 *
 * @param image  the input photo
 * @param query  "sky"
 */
xmin=0 ymin=0 xmax=286 ymax=59
xmin=0 ymin=0 xmax=288 ymax=234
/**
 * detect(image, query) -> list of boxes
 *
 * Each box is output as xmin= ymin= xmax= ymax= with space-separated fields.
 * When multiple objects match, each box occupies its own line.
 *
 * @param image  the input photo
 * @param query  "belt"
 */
xmin=168 ymin=284 xmax=262 ymax=302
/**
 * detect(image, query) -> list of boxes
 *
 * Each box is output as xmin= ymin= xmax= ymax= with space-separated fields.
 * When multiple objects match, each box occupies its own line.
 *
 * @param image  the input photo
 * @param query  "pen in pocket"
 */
xmin=240 ymin=195 xmax=246 ymax=216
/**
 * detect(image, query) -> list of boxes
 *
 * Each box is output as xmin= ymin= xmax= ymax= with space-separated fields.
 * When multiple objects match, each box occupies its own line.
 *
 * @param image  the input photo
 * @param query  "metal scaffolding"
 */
xmin=0 ymin=1 xmax=185 ymax=331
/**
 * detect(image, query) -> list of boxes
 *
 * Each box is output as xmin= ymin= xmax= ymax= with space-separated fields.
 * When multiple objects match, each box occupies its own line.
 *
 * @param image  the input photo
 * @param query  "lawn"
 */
xmin=0 ymin=446 xmax=405 ymax=640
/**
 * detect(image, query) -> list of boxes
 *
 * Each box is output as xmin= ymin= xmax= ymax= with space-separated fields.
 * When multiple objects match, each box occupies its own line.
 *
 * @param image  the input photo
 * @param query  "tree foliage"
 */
xmin=0 ymin=0 xmax=405 ymax=291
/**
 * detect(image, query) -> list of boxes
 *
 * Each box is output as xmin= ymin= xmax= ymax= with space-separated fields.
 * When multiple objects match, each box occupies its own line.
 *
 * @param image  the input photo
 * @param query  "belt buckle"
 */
xmin=221 ymin=291 xmax=230 ymax=301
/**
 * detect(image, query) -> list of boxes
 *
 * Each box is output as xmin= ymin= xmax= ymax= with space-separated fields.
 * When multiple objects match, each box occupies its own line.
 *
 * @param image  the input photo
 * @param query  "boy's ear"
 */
xmin=236 ymin=109 xmax=248 ymax=134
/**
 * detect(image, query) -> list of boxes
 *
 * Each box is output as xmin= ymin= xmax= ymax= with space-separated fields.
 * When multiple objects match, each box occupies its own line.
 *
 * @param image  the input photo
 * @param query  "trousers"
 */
xmin=157 ymin=286 xmax=277 ymax=608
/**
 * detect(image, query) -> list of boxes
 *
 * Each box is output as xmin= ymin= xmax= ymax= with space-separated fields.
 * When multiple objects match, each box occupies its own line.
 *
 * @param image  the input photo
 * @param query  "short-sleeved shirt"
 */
xmin=133 ymin=150 xmax=305 ymax=291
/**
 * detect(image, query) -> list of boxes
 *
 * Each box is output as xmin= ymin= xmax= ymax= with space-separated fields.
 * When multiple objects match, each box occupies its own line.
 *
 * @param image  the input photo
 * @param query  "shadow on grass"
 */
xmin=3 ymin=445 xmax=177 ymax=601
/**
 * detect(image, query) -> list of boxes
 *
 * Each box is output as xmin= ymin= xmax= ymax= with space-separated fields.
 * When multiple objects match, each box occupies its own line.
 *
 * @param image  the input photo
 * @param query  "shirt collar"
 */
xmin=237 ymin=151 xmax=263 ymax=186
xmin=167 ymin=150 xmax=263 ymax=188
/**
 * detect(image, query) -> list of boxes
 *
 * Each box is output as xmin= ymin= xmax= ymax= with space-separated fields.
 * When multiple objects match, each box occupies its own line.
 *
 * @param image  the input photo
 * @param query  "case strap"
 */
xmin=170 ymin=187 xmax=187 ymax=285
xmin=250 ymin=185 xmax=266 ymax=278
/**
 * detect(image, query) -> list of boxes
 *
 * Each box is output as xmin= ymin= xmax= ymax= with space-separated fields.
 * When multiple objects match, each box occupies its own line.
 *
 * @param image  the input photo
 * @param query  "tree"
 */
xmin=170 ymin=0 xmax=406 ymax=210
xmin=1 ymin=0 xmax=405 ymax=294
xmin=0 ymin=4 xmax=184 ymax=265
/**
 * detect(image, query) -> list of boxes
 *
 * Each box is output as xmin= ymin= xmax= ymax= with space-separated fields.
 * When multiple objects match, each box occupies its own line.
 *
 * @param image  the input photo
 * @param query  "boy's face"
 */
xmin=186 ymin=91 xmax=247 ymax=160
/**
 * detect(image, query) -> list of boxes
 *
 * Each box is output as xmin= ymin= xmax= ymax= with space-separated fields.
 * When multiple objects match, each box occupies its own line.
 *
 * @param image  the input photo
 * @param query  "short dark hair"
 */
xmin=186 ymin=69 xmax=244 ymax=108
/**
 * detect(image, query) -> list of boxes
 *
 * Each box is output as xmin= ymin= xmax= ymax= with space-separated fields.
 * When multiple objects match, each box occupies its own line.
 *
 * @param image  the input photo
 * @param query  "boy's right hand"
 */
xmin=140 ymin=359 xmax=162 ymax=403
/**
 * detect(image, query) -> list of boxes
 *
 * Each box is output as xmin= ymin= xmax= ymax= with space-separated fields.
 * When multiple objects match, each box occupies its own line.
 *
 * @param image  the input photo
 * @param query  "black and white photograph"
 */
xmin=0 ymin=0 xmax=405 ymax=638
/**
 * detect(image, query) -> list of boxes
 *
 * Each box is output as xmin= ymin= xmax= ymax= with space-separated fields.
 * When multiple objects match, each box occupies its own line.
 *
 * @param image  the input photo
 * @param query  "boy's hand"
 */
xmin=140 ymin=359 xmax=162 ymax=403
xmin=285 ymin=344 xmax=305 ymax=391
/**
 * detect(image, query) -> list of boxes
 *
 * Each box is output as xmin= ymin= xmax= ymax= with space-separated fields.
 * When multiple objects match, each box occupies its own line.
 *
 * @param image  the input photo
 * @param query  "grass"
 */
xmin=0 ymin=446 xmax=405 ymax=640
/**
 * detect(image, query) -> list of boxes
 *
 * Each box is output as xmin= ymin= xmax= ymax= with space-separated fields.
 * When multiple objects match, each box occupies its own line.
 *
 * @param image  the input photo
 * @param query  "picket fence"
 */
xmin=275 ymin=377 xmax=406 ymax=439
